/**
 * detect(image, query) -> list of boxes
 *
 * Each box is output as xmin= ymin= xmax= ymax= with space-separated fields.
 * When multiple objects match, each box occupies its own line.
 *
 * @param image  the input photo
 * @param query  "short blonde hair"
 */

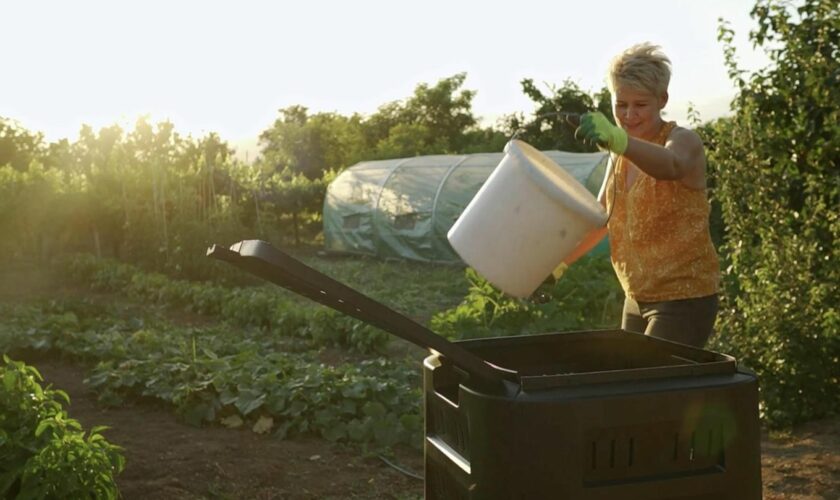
xmin=608 ymin=43 xmax=672 ymax=96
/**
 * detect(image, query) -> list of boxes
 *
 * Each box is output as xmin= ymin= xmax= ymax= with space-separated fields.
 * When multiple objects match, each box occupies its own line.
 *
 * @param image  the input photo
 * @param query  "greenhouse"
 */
xmin=323 ymin=149 xmax=609 ymax=263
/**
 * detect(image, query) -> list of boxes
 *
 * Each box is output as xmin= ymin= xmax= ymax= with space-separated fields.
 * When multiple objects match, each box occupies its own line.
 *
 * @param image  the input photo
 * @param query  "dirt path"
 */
xmin=762 ymin=419 xmax=840 ymax=499
xmin=25 ymin=357 xmax=838 ymax=500
xmin=33 ymin=357 xmax=425 ymax=500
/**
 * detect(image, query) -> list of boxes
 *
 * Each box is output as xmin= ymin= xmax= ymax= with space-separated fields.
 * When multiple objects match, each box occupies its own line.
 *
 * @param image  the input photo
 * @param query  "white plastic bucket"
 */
xmin=447 ymin=140 xmax=608 ymax=297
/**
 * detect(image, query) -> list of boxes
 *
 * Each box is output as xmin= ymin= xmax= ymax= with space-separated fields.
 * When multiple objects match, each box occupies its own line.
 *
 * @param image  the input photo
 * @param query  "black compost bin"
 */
xmin=423 ymin=330 xmax=762 ymax=500
xmin=207 ymin=241 xmax=762 ymax=500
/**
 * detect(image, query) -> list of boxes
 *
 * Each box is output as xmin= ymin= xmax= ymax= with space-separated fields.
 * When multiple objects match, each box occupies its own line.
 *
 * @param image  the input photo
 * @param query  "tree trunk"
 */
xmin=92 ymin=225 xmax=102 ymax=258
xmin=209 ymin=160 xmax=217 ymax=214
xmin=160 ymin=164 xmax=169 ymax=251
xmin=254 ymin=189 xmax=264 ymax=237
xmin=292 ymin=211 xmax=300 ymax=246
xmin=119 ymin=161 xmax=131 ymax=258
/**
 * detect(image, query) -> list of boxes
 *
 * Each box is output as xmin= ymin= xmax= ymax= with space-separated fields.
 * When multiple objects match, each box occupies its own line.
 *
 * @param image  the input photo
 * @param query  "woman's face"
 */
xmin=612 ymin=85 xmax=668 ymax=140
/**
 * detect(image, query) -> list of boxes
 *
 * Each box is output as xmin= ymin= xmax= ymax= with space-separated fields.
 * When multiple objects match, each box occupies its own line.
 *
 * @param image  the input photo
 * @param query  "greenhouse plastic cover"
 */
xmin=323 ymin=149 xmax=609 ymax=263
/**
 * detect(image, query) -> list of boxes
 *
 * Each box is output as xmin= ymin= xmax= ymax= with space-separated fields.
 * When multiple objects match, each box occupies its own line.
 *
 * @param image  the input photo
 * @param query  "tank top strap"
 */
xmin=654 ymin=121 xmax=677 ymax=145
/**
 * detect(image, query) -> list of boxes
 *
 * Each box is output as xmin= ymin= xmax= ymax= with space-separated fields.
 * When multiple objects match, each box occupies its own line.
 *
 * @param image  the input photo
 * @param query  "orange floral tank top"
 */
xmin=605 ymin=121 xmax=720 ymax=302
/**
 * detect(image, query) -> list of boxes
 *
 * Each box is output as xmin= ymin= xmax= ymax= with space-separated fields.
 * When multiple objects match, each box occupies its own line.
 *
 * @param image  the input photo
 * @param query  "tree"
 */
xmin=259 ymin=106 xmax=365 ymax=179
xmin=400 ymin=72 xmax=477 ymax=153
xmin=0 ymin=118 xmax=45 ymax=171
xmin=365 ymin=73 xmax=480 ymax=158
xmin=500 ymin=79 xmax=612 ymax=152
xmin=260 ymin=167 xmax=333 ymax=246
xmin=709 ymin=0 xmax=839 ymax=426
xmin=68 ymin=124 xmax=128 ymax=258
xmin=0 ymin=163 xmax=46 ymax=258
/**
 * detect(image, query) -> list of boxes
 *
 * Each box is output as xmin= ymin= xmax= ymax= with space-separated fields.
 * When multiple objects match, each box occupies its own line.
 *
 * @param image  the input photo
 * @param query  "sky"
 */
xmin=2 ymin=0 xmax=771 ymax=156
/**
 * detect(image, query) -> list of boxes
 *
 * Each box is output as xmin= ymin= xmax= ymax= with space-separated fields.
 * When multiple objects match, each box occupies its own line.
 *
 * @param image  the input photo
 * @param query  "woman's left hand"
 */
xmin=576 ymin=112 xmax=628 ymax=155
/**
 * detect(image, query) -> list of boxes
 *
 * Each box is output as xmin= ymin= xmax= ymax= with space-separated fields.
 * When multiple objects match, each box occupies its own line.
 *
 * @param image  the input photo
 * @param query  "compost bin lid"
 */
xmin=452 ymin=330 xmax=737 ymax=392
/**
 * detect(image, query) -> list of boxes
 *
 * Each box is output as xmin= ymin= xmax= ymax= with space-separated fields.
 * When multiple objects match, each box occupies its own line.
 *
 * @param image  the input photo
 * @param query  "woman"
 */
xmin=565 ymin=43 xmax=720 ymax=348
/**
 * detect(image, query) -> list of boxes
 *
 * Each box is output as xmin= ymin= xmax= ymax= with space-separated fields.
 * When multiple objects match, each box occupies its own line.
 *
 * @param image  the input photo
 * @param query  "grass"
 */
xmin=286 ymin=251 xmax=471 ymax=325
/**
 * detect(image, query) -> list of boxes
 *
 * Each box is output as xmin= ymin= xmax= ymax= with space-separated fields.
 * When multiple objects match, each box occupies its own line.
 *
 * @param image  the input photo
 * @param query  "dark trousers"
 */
xmin=622 ymin=294 xmax=719 ymax=348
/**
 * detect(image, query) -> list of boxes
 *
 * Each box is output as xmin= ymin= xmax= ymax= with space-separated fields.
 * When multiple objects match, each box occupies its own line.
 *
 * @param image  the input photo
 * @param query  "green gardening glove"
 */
xmin=575 ymin=112 xmax=628 ymax=155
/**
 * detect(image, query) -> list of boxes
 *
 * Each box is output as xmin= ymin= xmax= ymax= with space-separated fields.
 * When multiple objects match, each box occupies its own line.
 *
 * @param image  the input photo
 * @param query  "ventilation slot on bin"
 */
xmin=584 ymin=421 xmax=726 ymax=487
xmin=427 ymin=396 xmax=470 ymax=460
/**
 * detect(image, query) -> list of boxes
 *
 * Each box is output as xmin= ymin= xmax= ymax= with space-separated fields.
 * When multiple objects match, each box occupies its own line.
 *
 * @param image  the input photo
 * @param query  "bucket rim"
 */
xmin=506 ymin=140 xmax=607 ymax=227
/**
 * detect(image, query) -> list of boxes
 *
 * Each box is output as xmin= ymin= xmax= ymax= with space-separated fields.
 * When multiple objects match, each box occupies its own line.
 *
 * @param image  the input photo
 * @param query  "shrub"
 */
xmin=708 ymin=0 xmax=840 ymax=426
xmin=0 ymin=356 xmax=124 ymax=499
xmin=431 ymin=256 xmax=622 ymax=339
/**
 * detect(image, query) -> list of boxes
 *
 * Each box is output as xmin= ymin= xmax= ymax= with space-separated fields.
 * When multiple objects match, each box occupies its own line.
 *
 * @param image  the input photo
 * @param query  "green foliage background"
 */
xmin=703 ymin=0 xmax=839 ymax=425
xmin=0 ymin=74 xmax=605 ymax=280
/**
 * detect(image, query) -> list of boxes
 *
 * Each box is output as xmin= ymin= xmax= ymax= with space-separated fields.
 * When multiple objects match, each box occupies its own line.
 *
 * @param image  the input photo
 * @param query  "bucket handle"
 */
xmin=510 ymin=111 xmax=581 ymax=143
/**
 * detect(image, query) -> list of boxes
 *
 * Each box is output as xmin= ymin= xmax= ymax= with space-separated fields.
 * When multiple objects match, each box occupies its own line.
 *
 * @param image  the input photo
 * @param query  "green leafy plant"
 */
xmin=0 ymin=356 xmax=124 ymax=499
xmin=431 ymin=256 xmax=622 ymax=339
xmin=708 ymin=0 xmax=840 ymax=426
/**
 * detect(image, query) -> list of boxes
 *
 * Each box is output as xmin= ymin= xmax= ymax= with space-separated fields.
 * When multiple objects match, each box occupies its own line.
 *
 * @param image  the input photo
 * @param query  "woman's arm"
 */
xmin=575 ymin=112 xmax=708 ymax=189
xmin=623 ymin=127 xmax=707 ymax=188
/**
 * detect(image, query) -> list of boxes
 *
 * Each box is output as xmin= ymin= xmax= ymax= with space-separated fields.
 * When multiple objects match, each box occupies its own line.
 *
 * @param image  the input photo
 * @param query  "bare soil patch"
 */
xmin=761 ymin=419 xmax=840 ymax=499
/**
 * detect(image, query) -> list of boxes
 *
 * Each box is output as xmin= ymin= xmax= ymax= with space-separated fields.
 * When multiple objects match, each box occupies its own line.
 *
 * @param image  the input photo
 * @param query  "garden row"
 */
xmin=60 ymin=251 xmax=624 ymax=343
xmin=0 ymin=300 xmax=423 ymax=451
xmin=59 ymin=253 xmax=392 ymax=354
